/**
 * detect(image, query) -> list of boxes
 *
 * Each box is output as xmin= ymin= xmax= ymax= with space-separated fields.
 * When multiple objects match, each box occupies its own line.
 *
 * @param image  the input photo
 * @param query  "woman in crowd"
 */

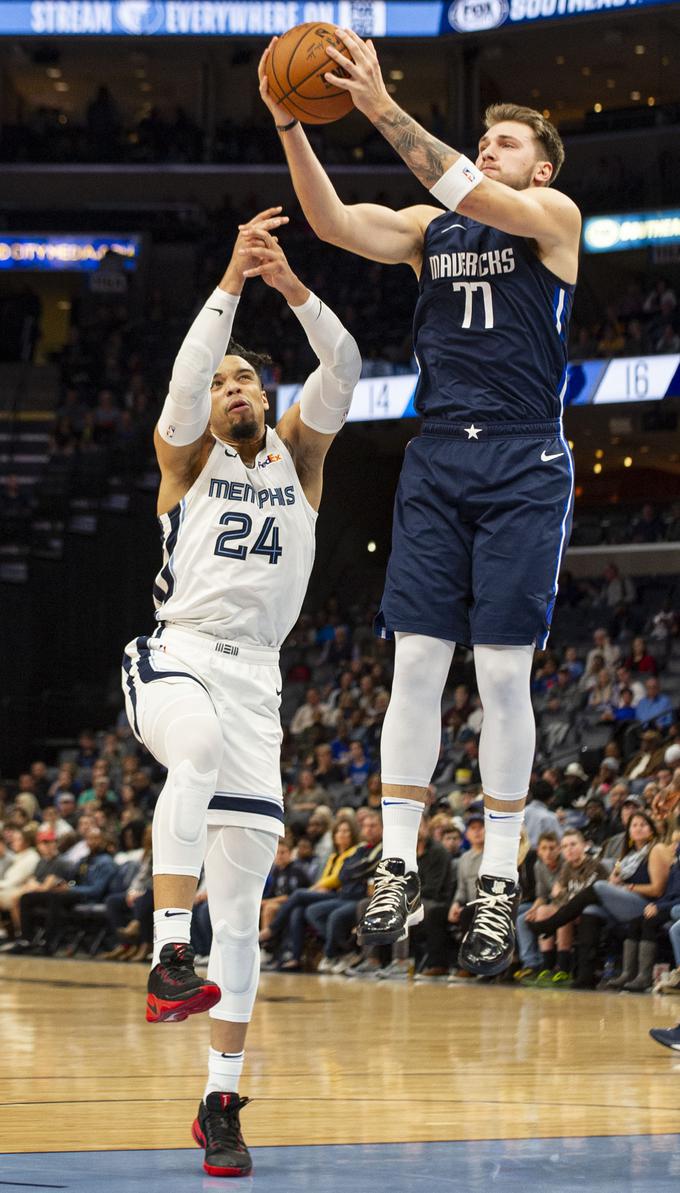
xmin=259 ymin=816 xmax=358 ymax=971
xmin=625 ymin=636 xmax=658 ymax=676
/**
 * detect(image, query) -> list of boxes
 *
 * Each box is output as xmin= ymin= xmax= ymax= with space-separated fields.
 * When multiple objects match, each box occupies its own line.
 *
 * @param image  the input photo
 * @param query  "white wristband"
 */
xmin=429 ymin=156 xmax=483 ymax=212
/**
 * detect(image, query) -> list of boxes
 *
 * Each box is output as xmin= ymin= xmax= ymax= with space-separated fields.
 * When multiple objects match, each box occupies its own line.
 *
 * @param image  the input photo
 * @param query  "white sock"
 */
xmin=480 ymin=809 xmax=524 ymax=882
xmin=152 ymin=907 xmax=192 ymax=966
xmin=381 ymin=796 xmax=423 ymax=873
xmin=204 ymin=1047 xmax=245 ymax=1100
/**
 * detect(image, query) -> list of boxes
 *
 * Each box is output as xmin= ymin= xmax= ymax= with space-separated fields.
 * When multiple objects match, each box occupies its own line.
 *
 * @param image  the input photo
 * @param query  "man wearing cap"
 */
xmin=13 ymin=826 xmax=115 ymax=955
xmin=2 ymin=828 xmax=72 ymax=953
xmin=664 ymin=743 xmax=680 ymax=769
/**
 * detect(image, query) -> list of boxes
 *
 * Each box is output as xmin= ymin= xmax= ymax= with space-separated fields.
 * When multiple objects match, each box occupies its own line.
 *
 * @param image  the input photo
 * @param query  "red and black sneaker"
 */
xmin=192 ymin=1092 xmax=253 ymax=1177
xmin=145 ymin=942 xmax=221 ymax=1023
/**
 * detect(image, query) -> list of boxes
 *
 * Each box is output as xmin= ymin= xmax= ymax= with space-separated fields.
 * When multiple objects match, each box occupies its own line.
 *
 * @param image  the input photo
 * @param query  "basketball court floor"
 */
xmin=1 ymin=956 xmax=678 ymax=1191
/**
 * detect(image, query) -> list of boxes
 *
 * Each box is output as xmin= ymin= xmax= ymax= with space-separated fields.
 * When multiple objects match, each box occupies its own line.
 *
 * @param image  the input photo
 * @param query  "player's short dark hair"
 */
xmin=226 ymin=339 xmax=273 ymax=389
xmin=483 ymin=103 xmax=565 ymax=183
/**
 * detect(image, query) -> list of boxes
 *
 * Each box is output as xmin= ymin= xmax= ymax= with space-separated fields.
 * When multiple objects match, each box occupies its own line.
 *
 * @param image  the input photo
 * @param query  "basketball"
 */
xmin=265 ymin=22 xmax=354 ymax=125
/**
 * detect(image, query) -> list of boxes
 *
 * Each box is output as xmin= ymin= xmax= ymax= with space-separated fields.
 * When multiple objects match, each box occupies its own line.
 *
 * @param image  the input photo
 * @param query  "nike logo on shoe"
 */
xmin=540 ymin=450 xmax=564 ymax=462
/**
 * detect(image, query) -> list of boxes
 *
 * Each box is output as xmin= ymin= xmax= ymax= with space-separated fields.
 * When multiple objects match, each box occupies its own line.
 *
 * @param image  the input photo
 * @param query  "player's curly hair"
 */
xmin=226 ymin=339 xmax=274 ymax=388
xmin=484 ymin=103 xmax=565 ymax=183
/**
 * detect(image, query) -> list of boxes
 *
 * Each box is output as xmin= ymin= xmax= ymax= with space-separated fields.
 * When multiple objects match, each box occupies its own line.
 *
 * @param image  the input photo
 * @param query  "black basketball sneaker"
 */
xmin=146 ymin=942 xmax=221 ymax=1023
xmin=192 ymin=1092 xmax=253 ymax=1177
xmin=356 ymin=857 xmax=423 ymax=947
xmin=458 ymin=875 xmax=521 ymax=976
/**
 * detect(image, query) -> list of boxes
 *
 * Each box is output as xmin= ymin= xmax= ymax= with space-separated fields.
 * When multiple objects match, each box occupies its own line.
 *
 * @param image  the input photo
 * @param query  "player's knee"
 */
xmin=393 ymin=636 xmax=447 ymax=704
xmin=168 ymin=758 xmax=217 ymax=847
xmin=476 ymin=646 xmax=532 ymax=710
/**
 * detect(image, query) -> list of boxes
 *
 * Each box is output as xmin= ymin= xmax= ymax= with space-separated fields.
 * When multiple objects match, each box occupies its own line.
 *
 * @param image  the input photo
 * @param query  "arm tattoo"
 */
xmin=374 ymin=106 xmax=458 ymax=189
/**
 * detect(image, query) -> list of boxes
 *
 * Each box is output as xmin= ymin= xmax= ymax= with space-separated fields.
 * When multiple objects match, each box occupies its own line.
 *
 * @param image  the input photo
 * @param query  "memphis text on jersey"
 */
xmin=208 ymin=478 xmax=296 ymax=509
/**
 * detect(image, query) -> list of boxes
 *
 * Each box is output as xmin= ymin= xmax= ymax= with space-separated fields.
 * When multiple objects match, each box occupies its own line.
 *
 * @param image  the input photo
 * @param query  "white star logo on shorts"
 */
xmin=465 ymin=424 xmax=481 ymax=439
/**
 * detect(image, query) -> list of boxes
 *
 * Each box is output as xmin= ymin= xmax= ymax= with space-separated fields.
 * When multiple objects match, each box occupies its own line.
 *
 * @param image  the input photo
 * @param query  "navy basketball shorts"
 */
xmin=376 ymin=420 xmax=574 ymax=649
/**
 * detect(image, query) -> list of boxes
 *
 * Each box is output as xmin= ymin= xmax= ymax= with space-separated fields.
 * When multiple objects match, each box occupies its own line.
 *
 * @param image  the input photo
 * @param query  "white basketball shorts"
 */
xmin=122 ymin=623 xmax=284 ymax=836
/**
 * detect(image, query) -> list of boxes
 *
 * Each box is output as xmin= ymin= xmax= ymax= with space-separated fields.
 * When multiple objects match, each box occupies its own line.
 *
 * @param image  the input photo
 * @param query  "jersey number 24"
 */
xmin=214 ymin=512 xmax=282 ymax=565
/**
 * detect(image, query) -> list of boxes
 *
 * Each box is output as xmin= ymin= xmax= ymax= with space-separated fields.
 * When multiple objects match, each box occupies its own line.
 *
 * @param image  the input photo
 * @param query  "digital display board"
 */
xmin=0 ymin=233 xmax=140 ymax=270
xmin=0 ymin=0 xmax=673 ymax=37
xmin=276 ymin=355 xmax=680 ymax=422
xmin=583 ymin=211 xmax=680 ymax=255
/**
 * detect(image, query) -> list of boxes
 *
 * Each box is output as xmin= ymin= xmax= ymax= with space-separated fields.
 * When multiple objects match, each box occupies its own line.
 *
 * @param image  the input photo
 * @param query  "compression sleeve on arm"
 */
xmin=291 ymin=292 xmax=362 ymax=435
xmin=157 ymin=287 xmax=240 ymax=446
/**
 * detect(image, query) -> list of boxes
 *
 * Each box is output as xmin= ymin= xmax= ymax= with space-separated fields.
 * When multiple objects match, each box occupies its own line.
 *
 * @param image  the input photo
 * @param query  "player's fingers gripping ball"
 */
xmin=264 ymin=22 xmax=354 ymax=125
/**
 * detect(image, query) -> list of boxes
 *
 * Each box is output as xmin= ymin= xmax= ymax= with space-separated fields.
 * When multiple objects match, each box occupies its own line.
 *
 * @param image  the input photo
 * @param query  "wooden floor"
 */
xmin=0 ymin=955 xmax=678 ymax=1154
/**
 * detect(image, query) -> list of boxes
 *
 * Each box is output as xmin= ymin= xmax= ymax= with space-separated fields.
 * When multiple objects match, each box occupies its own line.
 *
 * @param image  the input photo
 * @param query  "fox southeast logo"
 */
xmin=448 ymin=0 xmax=509 ymax=32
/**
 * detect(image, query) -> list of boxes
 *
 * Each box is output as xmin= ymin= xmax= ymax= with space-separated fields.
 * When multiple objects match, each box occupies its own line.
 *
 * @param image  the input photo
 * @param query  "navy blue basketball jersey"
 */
xmin=413 ymin=211 xmax=575 ymax=423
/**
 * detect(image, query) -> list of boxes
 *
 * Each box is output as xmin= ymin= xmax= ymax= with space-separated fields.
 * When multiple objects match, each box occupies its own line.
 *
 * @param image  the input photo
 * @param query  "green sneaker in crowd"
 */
xmin=535 ymin=969 xmax=557 ymax=987
xmin=521 ymin=968 xmax=553 ymax=987
xmin=551 ymin=970 xmax=573 ymax=988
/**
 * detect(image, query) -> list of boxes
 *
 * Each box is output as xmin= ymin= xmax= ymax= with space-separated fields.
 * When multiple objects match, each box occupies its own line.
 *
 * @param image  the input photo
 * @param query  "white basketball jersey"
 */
xmin=153 ymin=428 xmax=316 ymax=647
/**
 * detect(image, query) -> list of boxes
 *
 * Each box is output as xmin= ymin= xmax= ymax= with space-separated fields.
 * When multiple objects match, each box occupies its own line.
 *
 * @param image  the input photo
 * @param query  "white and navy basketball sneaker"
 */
xmin=356 ymin=858 xmax=423 ymax=947
xmin=649 ymin=1024 xmax=680 ymax=1052
xmin=458 ymin=875 xmax=520 ymax=977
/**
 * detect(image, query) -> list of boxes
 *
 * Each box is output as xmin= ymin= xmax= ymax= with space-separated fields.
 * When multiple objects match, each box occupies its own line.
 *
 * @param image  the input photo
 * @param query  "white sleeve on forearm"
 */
xmin=291 ymin=292 xmax=362 ymax=436
xmin=157 ymin=287 xmax=240 ymax=446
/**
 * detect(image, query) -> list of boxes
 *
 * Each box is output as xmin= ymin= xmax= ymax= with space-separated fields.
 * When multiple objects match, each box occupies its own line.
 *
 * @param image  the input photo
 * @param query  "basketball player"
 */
xmin=259 ymin=32 xmax=580 ymax=975
xmin=122 ymin=208 xmax=361 ymax=1176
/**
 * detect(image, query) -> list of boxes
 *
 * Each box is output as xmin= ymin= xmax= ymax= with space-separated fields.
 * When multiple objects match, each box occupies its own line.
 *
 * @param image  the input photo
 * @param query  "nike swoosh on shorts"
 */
xmin=540 ymin=450 xmax=564 ymax=462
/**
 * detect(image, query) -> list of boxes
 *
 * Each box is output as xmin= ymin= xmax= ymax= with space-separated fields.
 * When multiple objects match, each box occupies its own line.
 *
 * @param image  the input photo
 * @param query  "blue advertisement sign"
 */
xmin=0 ymin=233 xmax=140 ymax=271
xmin=0 ymin=0 xmax=674 ymax=37
xmin=0 ymin=2 xmax=441 ymax=37
xmin=583 ymin=210 xmax=680 ymax=255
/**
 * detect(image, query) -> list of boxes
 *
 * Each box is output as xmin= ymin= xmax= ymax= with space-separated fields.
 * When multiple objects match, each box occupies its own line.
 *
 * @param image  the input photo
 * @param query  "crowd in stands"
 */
xmin=1 ymin=572 xmax=679 ymax=997
xmin=570 ymin=276 xmax=680 ymax=360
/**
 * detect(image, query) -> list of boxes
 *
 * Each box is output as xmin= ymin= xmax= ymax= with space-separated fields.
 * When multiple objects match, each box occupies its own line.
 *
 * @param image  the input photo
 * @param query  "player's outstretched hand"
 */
xmin=324 ymin=28 xmax=392 ymax=123
xmin=258 ymin=39 xmax=293 ymax=125
xmin=238 ymin=225 xmax=308 ymax=307
xmin=222 ymin=207 xmax=289 ymax=294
